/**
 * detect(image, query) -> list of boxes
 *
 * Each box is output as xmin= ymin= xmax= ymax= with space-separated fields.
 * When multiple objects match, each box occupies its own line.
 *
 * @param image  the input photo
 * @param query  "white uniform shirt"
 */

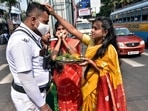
xmin=6 ymin=23 xmax=49 ymax=87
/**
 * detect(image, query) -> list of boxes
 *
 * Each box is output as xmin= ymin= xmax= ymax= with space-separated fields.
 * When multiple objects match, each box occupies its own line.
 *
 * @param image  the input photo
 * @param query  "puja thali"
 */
xmin=56 ymin=53 xmax=84 ymax=64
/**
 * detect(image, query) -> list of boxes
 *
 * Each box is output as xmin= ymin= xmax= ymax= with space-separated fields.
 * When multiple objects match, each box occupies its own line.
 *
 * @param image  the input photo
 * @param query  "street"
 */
xmin=0 ymin=44 xmax=148 ymax=111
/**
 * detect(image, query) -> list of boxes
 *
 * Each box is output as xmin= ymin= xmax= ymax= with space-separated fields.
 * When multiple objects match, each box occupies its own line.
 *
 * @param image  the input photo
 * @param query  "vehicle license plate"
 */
xmin=128 ymin=51 xmax=139 ymax=55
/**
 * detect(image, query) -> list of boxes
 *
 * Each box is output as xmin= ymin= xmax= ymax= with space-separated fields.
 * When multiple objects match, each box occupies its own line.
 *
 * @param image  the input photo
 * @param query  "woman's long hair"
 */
xmin=93 ymin=16 xmax=119 ymax=59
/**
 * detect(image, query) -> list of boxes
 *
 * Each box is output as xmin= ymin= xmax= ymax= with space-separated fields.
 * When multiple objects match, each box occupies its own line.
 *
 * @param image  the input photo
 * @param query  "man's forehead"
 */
xmin=38 ymin=11 xmax=49 ymax=21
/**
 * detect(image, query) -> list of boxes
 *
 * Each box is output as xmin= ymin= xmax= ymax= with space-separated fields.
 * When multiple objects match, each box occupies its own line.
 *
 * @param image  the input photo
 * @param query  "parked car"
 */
xmin=76 ymin=18 xmax=92 ymax=35
xmin=114 ymin=26 xmax=145 ymax=55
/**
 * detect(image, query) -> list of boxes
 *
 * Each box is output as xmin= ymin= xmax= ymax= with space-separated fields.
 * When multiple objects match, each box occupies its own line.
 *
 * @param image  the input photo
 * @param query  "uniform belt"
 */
xmin=12 ymin=81 xmax=46 ymax=93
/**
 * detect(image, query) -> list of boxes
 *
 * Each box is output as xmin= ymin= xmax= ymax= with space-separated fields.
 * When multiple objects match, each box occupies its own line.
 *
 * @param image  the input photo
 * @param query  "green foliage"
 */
xmin=0 ymin=0 xmax=18 ymax=20
xmin=98 ymin=0 xmax=113 ymax=17
xmin=98 ymin=6 xmax=112 ymax=17
xmin=98 ymin=0 xmax=133 ymax=17
xmin=0 ymin=0 xmax=17 ymax=6
xmin=0 ymin=0 xmax=17 ymax=12
xmin=56 ymin=53 xmax=80 ymax=61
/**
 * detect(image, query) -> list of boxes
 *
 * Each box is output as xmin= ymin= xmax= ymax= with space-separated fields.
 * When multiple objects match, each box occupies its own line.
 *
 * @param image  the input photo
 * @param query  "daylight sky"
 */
xmin=20 ymin=0 xmax=27 ymax=11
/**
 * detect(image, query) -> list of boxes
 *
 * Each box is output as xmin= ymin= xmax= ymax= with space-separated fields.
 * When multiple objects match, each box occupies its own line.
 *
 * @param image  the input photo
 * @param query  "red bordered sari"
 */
xmin=81 ymin=35 xmax=127 ymax=111
xmin=51 ymin=38 xmax=83 ymax=111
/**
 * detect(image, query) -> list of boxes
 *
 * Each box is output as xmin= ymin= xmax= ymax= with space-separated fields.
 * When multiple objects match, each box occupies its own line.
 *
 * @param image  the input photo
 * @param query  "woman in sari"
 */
xmin=50 ymin=21 xmax=82 ymax=111
xmin=45 ymin=4 xmax=127 ymax=111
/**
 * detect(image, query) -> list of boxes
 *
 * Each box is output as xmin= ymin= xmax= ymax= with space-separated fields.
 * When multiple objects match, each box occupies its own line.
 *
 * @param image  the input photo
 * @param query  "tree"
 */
xmin=0 ymin=0 xmax=19 ymax=34
xmin=98 ymin=0 xmax=113 ymax=17
xmin=97 ymin=0 xmax=143 ymax=17
xmin=98 ymin=0 xmax=127 ymax=17
xmin=0 ymin=0 xmax=18 ymax=18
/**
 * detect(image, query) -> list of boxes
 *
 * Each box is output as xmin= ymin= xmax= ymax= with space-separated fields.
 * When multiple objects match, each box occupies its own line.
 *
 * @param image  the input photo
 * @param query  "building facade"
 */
xmin=31 ymin=0 xmax=76 ymax=37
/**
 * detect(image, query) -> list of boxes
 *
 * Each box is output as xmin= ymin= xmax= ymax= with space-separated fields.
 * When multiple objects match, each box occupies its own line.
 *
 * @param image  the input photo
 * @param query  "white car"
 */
xmin=76 ymin=19 xmax=92 ymax=35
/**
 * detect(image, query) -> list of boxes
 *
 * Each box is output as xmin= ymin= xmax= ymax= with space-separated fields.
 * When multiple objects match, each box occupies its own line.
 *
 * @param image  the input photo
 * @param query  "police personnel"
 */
xmin=6 ymin=2 xmax=52 ymax=111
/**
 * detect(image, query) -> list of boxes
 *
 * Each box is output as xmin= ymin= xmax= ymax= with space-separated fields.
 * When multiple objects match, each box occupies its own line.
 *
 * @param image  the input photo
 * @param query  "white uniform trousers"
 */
xmin=11 ymin=87 xmax=46 ymax=111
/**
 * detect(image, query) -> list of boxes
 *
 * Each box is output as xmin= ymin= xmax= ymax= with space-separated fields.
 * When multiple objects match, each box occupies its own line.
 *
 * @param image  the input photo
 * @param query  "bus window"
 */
xmin=142 ymin=7 xmax=148 ymax=21
xmin=142 ymin=15 xmax=148 ymax=21
xmin=134 ymin=17 xmax=138 ymax=21
xmin=131 ymin=16 xmax=134 ymax=22
xmin=127 ymin=17 xmax=130 ymax=22
xmin=135 ymin=15 xmax=141 ymax=21
xmin=123 ymin=18 xmax=126 ymax=22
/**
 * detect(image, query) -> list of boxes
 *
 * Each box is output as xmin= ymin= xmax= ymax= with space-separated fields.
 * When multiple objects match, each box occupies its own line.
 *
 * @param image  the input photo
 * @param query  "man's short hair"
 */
xmin=26 ymin=2 xmax=50 ymax=17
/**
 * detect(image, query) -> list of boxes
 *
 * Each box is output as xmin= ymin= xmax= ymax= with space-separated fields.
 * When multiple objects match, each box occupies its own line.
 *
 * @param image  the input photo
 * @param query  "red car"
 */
xmin=114 ymin=26 xmax=145 ymax=55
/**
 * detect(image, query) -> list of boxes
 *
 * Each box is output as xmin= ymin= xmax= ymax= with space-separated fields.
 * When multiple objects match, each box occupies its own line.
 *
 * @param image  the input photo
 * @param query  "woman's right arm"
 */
xmin=51 ymin=39 xmax=61 ymax=60
xmin=45 ymin=4 xmax=83 ymax=41
xmin=51 ymin=32 xmax=62 ymax=60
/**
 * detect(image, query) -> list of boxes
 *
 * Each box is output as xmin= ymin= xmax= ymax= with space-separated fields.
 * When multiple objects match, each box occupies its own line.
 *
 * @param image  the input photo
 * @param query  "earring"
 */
xmin=102 ymin=36 xmax=105 ymax=41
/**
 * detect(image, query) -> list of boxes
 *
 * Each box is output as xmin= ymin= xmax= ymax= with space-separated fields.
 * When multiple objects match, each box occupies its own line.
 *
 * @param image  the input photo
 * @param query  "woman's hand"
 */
xmin=55 ymin=31 xmax=62 ymax=40
xmin=79 ymin=57 xmax=92 ymax=66
xmin=80 ymin=57 xmax=101 ymax=73
xmin=60 ymin=30 xmax=67 ymax=40
xmin=56 ymin=30 xmax=67 ymax=40
xmin=44 ymin=4 xmax=55 ymax=15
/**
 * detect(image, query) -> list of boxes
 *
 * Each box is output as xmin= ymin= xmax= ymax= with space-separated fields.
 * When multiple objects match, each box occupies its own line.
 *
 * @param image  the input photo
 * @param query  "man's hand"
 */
xmin=40 ymin=103 xmax=52 ymax=111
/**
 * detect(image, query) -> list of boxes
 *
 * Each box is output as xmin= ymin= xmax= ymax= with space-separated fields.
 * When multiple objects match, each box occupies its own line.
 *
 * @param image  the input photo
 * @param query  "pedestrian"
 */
xmin=6 ymin=2 xmax=52 ymax=111
xmin=48 ymin=21 xmax=83 ymax=111
xmin=45 ymin=4 xmax=127 ymax=111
